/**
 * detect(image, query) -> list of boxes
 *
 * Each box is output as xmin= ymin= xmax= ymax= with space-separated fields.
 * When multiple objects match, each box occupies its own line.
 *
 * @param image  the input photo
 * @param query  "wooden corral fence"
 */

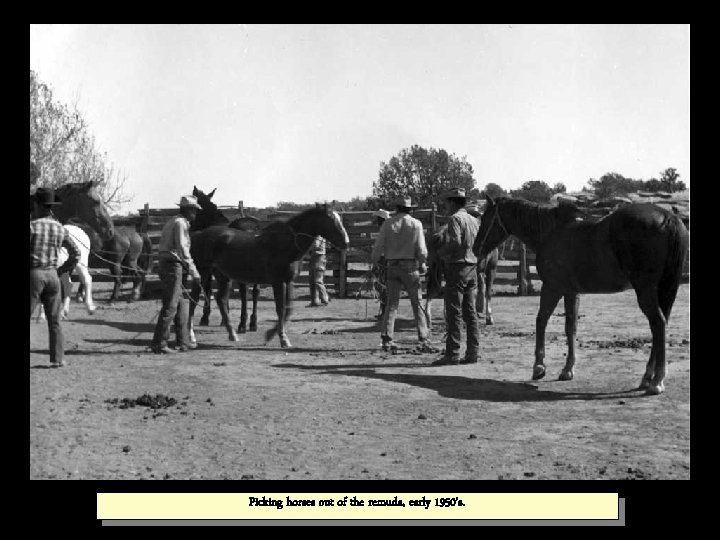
xmin=96 ymin=202 xmax=539 ymax=298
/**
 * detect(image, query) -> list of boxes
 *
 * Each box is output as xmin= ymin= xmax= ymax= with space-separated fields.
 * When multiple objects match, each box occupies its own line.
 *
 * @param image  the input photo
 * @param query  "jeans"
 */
xmin=308 ymin=255 xmax=329 ymax=304
xmin=444 ymin=263 xmax=480 ymax=360
xmin=152 ymin=258 xmax=190 ymax=348
xmin=30 ymin=268 xmax=64 ymax=364
xmin=381 ymin=260 xmax=429 ymax=343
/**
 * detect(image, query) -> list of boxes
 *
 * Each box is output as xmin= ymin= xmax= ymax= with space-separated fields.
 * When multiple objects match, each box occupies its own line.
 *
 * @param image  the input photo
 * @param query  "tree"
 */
xmin=480 ymin=182 xmax=508 ymax=200
xmin=658 ymin=167 xmax=687 ymax=192
xmin=586 ymin=172 xmax=643 ymax=199
xmin=30 ymin=70 xmax=130 ymax=210
xmin=372 ymin=145 xmax=476 ymax=209
xmin=510 ymin=180 xmax=556 ymax=203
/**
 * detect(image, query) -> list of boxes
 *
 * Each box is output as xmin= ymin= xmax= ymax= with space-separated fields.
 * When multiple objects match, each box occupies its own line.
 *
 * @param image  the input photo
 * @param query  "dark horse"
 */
xmin=424 ymin=223 xmax=499 ymax=329
xmin=188 ymin=204 xmax=349 ymax=347
xmin=191 ymin=186 xmax=261 ymax=333
xmin=473 ymin=196 xmax=689 ymax=395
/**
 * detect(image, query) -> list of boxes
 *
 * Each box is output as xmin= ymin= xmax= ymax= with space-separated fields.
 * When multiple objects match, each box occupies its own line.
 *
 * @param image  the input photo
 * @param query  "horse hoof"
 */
xmin=486 ymin=317 xmax=494 ymax=325
xmin=238 ymin=327 xmax=247 ymax=334
xmin=532 ymin=365 xmax=546 ymax=380
xmin=229 ymin=332 xmax=239 ymax=342
xmin=558 ymin=369 xmax=574 ymax=381
xmin=644 ymin=383 xmax=664 ymax=396
xmin=249 ymin=325 xmax=258 ymax=332
xmin=638 ymin=376 xmax=652 ymax=390
xmin=280 ymin=338 xmax=292 ymax=348
xmin=87 ymin=306 xmax=97 ymax=315
xmin=199 ymin=318 xmax=209 ymax=327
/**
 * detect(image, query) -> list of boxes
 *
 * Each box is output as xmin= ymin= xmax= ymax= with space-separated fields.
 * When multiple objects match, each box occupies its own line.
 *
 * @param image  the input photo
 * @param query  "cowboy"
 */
xmin=150 ymin=195 xmax=203 ymax=354
xmin=30 ymin=187 xmax=82 ymax=367
xmin=307 ymin=235 xmax=330 ymax=307
xmin=371 ymin=198 xmax=435 ymax=354
xmin=432 ymin=187 xmax=481 ymax=365
xmin=371 ymin=209 xmax=391 ymax=320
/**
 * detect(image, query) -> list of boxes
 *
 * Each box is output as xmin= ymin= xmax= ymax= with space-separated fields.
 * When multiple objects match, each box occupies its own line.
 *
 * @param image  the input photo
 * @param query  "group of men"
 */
xmin=370 ymin=187 xmax=482 ymax=365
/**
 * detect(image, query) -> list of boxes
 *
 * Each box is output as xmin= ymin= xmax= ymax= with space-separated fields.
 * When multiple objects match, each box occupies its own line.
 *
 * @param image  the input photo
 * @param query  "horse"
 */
xmin=51 ymin=181 xmax=151 ymax=302
xmin=191 ymin=186 xmax=261 ymax=333
xmin=188 ymin=204 xmax=349 ymax=347
xmin=424 ymin=223 xmax=499 ymax=329
xmin=34 ymin=223 xmax=97 ymax=321
xmin=472 ymin=195 xmax=689 ymax=396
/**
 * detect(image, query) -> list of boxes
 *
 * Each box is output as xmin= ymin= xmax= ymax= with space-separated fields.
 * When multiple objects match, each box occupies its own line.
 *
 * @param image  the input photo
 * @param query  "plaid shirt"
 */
xmin=30 ymin=217 xmax=81 ymax=272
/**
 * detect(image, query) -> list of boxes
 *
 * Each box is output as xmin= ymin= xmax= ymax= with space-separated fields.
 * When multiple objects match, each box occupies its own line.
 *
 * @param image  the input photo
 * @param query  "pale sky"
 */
xmin=30 ymin=24 xmax=690 ymax=214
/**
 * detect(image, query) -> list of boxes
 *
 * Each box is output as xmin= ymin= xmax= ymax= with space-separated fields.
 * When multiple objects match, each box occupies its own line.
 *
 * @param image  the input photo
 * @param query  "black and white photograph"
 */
xmin=30 ymin=24 xmax=690 ymax=483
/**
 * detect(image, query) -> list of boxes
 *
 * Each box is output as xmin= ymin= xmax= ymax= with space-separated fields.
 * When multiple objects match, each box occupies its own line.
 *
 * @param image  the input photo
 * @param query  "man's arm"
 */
xmin=415 ymin=223 xmax=428 ymax=265
xmin=438 ymin=216 xmax=462 ymax=259
xmin=370 ymin=222 xmax=387 ymax=264
xmin=57 ymin=230 xmax=81 ymax=275
xmin=176 ymin=220 xmax=201 ymax=279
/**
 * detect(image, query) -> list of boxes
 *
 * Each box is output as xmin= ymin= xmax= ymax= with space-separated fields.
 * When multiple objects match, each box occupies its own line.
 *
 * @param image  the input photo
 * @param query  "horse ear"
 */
xmin=193 ymin=186 xmax=199 ymax=196
xmin=485 ymin=193 xmax=495 ymax=205
xmin=209 ymin=188 xmax=216 ymax=199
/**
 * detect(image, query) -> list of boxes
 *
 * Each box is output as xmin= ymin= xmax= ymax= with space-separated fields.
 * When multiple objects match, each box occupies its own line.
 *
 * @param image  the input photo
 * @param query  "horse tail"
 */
xmin=658 ymin=215 xmax=689 ymax=321
xmin=139 ymin=232 xmax=153 ymax=274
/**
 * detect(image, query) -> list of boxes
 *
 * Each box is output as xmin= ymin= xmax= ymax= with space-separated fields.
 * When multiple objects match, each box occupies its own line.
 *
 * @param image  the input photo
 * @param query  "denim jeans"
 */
xmin=381 ymin=260 xmax=429 ymax=343
xmin=30 ymin=268 xmax=64 ymax=364
xmin=152 ymin=258 xmax=190 ymax=348
xmin=308 ymin=255 xmax=329 ymax=304
xmin=444 ymin=263 xmax=480 ymax=360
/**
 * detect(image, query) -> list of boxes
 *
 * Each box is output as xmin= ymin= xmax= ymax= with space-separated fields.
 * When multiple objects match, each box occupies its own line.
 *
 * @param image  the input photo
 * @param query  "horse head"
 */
xmin=54 ymin=181 xmax=115 ymax=241
xmin=473 ymin=195 xmax=511 ymax=259
xmin=293 ymin=204 xmax=349 ymax=251
xmin=192 ymin=186 xmax=226 ymax=231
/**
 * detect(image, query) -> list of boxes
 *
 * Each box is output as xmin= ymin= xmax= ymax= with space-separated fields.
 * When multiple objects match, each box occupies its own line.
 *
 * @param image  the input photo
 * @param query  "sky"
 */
xmin=29 ymin=24 xmax=690 ymax=214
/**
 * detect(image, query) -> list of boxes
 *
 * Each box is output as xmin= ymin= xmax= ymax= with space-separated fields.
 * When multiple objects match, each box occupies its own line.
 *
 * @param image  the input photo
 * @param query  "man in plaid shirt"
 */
xmin=30 ymin=188 xmax=81 ymax=367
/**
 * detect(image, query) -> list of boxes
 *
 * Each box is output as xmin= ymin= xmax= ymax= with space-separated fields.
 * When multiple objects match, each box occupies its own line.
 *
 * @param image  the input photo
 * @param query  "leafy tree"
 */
xmin=552 ymin=182 xmax=567 ymax=194
xmin=372 ymin=145 xmax=476 ymax=209
xmin=480 ymin=182 xmax=508 ymax=200
xmin=658 ymin=167 xmax=687 ymax=192
xmin=586 ymin=172 xmax=643 ymax=199
xmin=510 ymin=180 xmax=556 ymax=203
xmin=30 ymin=70 xmax=130 ymax=210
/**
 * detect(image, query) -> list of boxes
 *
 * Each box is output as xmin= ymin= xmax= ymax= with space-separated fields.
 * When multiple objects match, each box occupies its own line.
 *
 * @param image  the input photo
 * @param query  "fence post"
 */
xmin=238 ymin=200 xmax=245 ymax=217
xmin=518 ymin=243 xmax=528 ymax=296
xmin=338 ymin=215 xmax=347 ymax=298
xmin=431 ymin=202 xmax=437 ymax=232
xmin=141 ymin=203 xmax=150 ymax=233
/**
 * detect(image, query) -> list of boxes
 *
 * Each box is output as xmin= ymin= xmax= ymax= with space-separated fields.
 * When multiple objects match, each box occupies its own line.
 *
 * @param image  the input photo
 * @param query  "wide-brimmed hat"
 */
xmin=395 ymin=197 xmax=418 ymax=209
xmin=32 ymin=187 xmax=62 ymax=206
xmin=373 ymin=209 xmax=391 ymax=220
xmin=177 ymin=195 xmax=202 ymax=210
xmin=443 ymin=187 xmax=467 ymax=200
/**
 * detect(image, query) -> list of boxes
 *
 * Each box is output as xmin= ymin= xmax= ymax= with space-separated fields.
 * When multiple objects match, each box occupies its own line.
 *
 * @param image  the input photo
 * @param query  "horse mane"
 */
xmin=498 ymin=197 xmax=583 ymax=237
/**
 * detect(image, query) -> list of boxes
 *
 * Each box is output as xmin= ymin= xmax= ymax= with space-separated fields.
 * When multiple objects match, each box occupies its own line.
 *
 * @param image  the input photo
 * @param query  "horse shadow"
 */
xmin=273 ymin=365 xmax=647 ymax=403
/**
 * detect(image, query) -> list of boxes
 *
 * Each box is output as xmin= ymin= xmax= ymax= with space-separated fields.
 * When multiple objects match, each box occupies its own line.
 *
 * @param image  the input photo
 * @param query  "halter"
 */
xmin=477 ymin=201 xmax=510 ymax=255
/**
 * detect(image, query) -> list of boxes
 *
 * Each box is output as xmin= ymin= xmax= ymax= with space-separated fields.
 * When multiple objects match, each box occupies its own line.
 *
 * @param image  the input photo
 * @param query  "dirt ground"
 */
xmin=30 ymin=282 xmax=690 ymax=480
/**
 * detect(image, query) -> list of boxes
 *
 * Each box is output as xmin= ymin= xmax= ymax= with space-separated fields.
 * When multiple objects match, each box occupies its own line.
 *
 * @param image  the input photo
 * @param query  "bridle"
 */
xmin=476 ymin=201 xmax=510 ymax=256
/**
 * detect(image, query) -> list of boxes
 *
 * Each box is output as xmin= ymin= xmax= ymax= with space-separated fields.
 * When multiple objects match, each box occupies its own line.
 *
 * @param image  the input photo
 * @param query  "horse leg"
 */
xmin=634 ymin=285 xmax=667 ymax=395
xmin=280 ymin=281 xmax=294 ymax=348
xmin=199 ymin=271 xmax=212 ymax=326
xmin=559 ymin=294 xmax=580 ymax=381
xmin=485 ymin=267 xmax=496 ymax=325
xmin=476 ymin=270 xmax=486 ymax=319
xmin=216 ymin=275 xmax=238 ymax=341
xmin=238 ymin=283 xmax=248 ymax=334
xmin=187 ymin=276 xmax=204 ymax=345
xmin=266 ymin=281 xmax=292 ymax=347
xmin=249 ymin=285 xmax=259 ymax=331
xmin=109 ymin=261 xmax=122 ymax=302
xmin=424 ymin=296 xmax=433 ymax=331
xmin=76 ymin=264 xmax=96 ymax=314
xmin=533 ymin=287 xmax=563 ymax=380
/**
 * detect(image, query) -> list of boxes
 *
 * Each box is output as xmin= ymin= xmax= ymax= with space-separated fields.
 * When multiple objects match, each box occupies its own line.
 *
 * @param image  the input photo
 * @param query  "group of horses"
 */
xmin=34 ymin=182 xmax=689 ymax=396
xmin=33 ymin=181 xmax=152 ymax=317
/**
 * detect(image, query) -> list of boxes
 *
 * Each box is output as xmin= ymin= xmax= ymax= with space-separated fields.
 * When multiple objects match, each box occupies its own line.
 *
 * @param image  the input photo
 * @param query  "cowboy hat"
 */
xmin=373 ymin=209 xmax=391 ymax=220
xmin=395 ymin=197 xmax=418 ymax=209
xmin=32 ymin=187 xmax=62 ymax=206
xmin=176 ymin=195 xmax=202 ymax=210
xmin=443 ymin=187 xmax=467 ymax=200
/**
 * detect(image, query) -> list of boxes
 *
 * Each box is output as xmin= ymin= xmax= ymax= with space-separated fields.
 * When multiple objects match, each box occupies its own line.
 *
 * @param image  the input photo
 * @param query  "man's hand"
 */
xmin=419 ymin=263 xmax=427 ymax=275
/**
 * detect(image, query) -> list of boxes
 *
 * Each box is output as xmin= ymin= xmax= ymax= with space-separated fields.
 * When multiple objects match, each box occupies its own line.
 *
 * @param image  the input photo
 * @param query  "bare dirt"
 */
xmin=30 ymin=283 xmax=690 ymax=480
